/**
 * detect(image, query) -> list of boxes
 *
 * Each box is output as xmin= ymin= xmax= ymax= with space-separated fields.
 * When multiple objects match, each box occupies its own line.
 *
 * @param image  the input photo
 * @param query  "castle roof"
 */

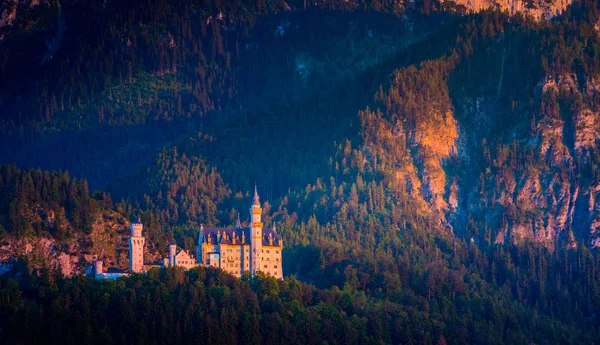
xmin=175 ymin=248 xmax=193 ymax=259
xmin=165 ymin=245 xmax=195 ymax=261
xmin=202 ymin=227 xmax=282 ymax=247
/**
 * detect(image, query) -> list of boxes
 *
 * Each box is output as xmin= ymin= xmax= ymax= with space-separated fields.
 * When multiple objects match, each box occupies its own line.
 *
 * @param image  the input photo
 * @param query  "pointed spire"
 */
xmin=235 ymin=212 xmax=241 ymax=229
xmin=253 ymin=183 xmax=260 ymax=205
xmin=272 ymin=223 xmax=277 ymax=233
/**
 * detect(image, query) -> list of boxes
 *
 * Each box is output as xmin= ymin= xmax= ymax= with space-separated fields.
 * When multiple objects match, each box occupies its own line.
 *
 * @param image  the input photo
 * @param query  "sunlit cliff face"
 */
xmin=448 ymin=0 xmax=573 ymax=20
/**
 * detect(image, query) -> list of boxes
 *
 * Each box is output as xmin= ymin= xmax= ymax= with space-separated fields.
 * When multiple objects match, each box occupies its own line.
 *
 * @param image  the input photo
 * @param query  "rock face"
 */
xmin=0 ymin=0 xmax=46 ymax=30
xmin=362 ymin=54 xmax=600 ymax=249
xmin=0 ymin=0 xmax=576 ymax=44
xmin=0 ymin=0 xmax=18 ymax=30
xmin=0 ymin=211 xmax=163 ymax=276
xmin=0 ymin=0 xmax=61 ymax=43
xmin=461 ymin=73 xmax=600 ymax=249
xmin=447 ymin=0 xmax=573 ymax=19
xmin=411 ymin=109 xmax=459 ymax=213
xmin=361 ymin=61 xmax=459 ymax=228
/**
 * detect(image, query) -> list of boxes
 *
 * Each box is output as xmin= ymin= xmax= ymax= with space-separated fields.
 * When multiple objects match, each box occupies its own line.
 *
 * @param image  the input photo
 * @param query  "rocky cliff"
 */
xmin=442 ymin=71 xmax=600 ymax=249
xmin=470 ymin=73 xmax=599 ymax=248
xmin=0 ymin=0 xmax=57 ymax=41
xmin=361 ymin=61 xmax=459 ymax=227
xmin=360 ymin=51 xmax=599 ymax=248
xmin=0 ymin=208 xmax=163 ymax=276
xmin=448 ymin=0 xmax=573 ymax=19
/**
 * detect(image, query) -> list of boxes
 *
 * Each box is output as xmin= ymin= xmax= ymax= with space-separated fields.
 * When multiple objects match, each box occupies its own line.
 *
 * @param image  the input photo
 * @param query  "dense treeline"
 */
xmin=0 ymin=264 xmax=596 ymax=345
xmin=0 ymin=165 xmax=111 ymax=240
xmin=268 ymin=4 xmax=600 ymax=340
xmin=0 ymin=0 xmax=293 ymax=131
xmin=1 ymin=164 xmax=600 ymax=343
xmin=270 ymin=142 xmax=600 ymax=338
xmin=0 ymin=0 xmax=438 ymax=133
xmin=0 ymin=6 xmax=442 ymax=195
xmin=446 ymin=0 xmax=600 ymax=246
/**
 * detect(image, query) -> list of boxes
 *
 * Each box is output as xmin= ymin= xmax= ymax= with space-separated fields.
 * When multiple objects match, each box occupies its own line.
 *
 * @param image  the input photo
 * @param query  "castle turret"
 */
xmin=131 ymin=220 xmax=143 ymax=237
xmin=250 ymin=185 xmax=263 ymax=275
xmin=169 ymin=243 xmax=177 ymax=266
xmin=128 ymin=219 xmax=145 ymax=273
xmin=196 ymin=225 xmax=204 ymax=264
xmin=235 ymin=213 xmax=241 ymax=229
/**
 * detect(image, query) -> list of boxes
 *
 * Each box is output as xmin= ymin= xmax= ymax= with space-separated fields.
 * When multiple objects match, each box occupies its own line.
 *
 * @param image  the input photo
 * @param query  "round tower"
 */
xmin=196 ymin=225 xmax=204 ymax=264
xmin=169 ymin=243 xmax=177 ymax=266
xmin=128 ymin=219 xmax=145 ymax=273
xmin=131 ymin=220 xmax=143 ymax=237
xmin=250 ymin=185 xmax=263 ymax=275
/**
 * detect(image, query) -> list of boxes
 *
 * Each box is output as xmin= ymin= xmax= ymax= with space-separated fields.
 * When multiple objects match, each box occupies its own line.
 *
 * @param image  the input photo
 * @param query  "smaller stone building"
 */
xmin=162 ymin=243 xmax=198 ymax=270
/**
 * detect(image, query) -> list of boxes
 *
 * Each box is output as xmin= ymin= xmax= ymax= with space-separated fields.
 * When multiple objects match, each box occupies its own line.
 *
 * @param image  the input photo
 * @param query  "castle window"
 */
xmin=264 ymin=265 xmax=268 ymax=268
xmin=274 ymin=266 xmax=278 ymax=269
xmin=276 ymin=251 xmax=279 ymax=254
xmin=266 ymin=250 xmax=270 ymax=253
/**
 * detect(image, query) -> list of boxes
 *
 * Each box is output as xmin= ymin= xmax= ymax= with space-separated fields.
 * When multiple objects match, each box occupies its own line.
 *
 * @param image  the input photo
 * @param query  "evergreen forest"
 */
xmin=2 ymin=0 xmax=600 ymax=343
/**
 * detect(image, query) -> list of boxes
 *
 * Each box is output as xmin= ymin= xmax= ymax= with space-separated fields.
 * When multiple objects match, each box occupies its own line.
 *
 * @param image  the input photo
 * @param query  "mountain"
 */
xmin=1 ymin=0 xmax=600 ymax=344
xmin=359 ymin=13 xmax=600 ymax=249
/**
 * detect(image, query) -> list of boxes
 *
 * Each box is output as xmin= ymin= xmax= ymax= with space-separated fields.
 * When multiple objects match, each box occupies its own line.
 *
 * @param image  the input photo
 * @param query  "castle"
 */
xmin=94 ymin=187 xmax=283 ymax=279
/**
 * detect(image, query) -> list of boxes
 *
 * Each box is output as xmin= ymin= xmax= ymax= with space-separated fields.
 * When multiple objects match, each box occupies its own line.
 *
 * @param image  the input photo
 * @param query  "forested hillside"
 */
xmin=2 ymin=0 xmax=600 ymax=344
xmin=1 ymin=265 xmax=598 ymax=345
xmin=0 ymin=0 xmax=447 ymax=194
xmin=0 ymin=165 xmax=164 ymax=275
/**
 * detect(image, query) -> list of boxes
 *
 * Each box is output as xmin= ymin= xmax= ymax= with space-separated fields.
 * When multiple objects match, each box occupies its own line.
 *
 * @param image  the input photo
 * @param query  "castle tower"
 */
xmin=94 ymin=260 xmax=103 ymax=278
xmin=196 ymin=225 xmax=204 ymax=264
xmin=250 ymin=185 xmax=263 ymax=275
xmin=129 ymin=219 xmax=145 ymax=273
xmin=168 ymin=243 xmax=177 ymax=266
